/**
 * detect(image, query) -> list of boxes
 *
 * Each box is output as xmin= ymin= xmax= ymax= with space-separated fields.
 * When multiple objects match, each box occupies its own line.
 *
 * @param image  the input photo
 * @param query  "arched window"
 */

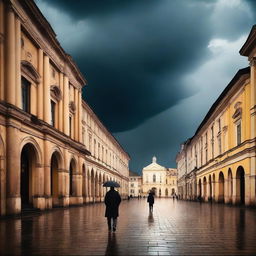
xmin=153 ymin=174 xmax=156 ymax=183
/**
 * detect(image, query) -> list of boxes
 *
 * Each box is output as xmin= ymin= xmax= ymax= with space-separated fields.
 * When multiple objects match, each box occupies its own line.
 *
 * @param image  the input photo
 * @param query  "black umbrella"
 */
xmin=103 ymin=181 xmax=120 ymax=187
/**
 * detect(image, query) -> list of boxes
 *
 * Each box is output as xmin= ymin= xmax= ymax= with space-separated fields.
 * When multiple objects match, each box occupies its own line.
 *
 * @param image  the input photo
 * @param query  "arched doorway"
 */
xmin=198 ymin=179 xmax=202 ymax=199
xmin=91 ymin=169 xmax=95 ymax=201
xmin=236 ymin=166 xmax=245 ymax=204
xmin=203 ymin=177 xmax=207 ymax=200
xmin=69 ymin=159 xmax=76 ymax=196
xmin=0 ymin=136 xmax=5 ymax=215
xmin=20 ymin=143 xmax=39 ymax=209
xmin=82 ymin=164 xmax=86 ymax=199
xmin=50 ymin=153 xmax=59 ymax=206
xmin=218 ymin=172 xmax=224 ymax=203
xmin=228 ymin=169 xmax=233 ymax=204
xmin=165 ymin=188 xmax=168 ymax=197
xmin=212 ymin=174 xmax=215 ymax=201
xmin=209 ymin=175 xmax=212 ymax=201
xmin=159 ymin=188 xmax=161 ymax=197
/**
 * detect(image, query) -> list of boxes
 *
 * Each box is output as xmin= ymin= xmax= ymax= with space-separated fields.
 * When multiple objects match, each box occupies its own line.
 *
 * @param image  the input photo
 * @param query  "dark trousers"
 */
xmin=107 ymin=217 xmax=117 ymax=230
xmin=149 ymin=203 xmax=153 ymax=211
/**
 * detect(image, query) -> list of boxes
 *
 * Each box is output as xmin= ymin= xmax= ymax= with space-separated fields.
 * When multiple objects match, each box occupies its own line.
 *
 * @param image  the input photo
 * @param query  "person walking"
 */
xmin=147 ymin=192 xmax=154 ymax=212
xmin=104 ymin=186 xmax=121 ymax=232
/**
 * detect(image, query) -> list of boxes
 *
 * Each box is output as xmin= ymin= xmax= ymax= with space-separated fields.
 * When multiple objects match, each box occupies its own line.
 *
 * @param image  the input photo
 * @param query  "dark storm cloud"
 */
xmin=39 ymin=0 xmax=217 ymax=132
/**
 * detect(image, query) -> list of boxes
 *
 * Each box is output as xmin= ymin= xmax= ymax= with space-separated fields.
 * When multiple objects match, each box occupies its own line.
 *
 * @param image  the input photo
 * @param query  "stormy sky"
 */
xmin=36 ymin=0 xmax=255 ymax=174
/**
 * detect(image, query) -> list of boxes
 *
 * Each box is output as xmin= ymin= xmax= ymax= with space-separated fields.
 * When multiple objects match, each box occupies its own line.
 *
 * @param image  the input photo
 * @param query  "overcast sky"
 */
xmin=36 ymin=0 xmax=255 ymax=174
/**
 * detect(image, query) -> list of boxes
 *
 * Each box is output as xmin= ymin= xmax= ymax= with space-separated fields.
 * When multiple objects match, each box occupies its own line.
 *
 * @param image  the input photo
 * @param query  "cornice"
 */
xmin=0 ymin=101 xmax=90 ymax=156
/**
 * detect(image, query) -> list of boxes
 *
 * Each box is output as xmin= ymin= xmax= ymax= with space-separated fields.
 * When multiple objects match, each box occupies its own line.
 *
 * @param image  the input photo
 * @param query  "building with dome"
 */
xmin=141 ymin=157 xmax=177 ymax=197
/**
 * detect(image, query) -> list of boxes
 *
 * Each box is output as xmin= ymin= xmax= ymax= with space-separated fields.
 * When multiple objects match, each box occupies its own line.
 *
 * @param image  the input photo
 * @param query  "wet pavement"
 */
xmin=0 ymin=198 xmax=256 ymax=255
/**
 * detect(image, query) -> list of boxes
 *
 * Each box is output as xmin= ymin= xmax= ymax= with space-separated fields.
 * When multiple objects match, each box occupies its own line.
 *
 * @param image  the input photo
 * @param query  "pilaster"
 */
xmin=58 ymin=73 xmax=63 ymax=132
xmin=6 ymin=126 xmax=21 ymax=214
xmin=43 ymin=55 xmax=50 ymax=123
xmin=63 ymin=75 xmax=69 ymax=135
xmin=5 ymin=5 xmax=16 ymax=105
xmin=15 ymin=17 xmax=21 ymax=108
xmin=37 ymin=49 xmax=43 ymax=119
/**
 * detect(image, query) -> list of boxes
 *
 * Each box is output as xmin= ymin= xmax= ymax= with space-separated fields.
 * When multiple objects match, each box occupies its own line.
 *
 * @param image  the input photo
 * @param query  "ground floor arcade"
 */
xmin=0 ymin=125 xmax=128 ymax=216
xmin=178 ymin=157 xmax=256 ymax=206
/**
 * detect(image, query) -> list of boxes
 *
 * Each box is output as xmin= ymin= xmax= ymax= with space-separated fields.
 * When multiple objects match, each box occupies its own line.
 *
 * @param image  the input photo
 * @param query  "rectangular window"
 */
xmin=69 ymin=116 xmax=72 ymax=136
xmin=218 ymin=135 xmax=222 ymax=154
xmin=237 ymin=123 xmax=241 ymax=145
xmin=21 ymin=77 xmax=30 ymax=113
xmin=131 ymin=183 xmax=134 ymax=187
xmin=50 ymin=100 xmax=56 ymax=127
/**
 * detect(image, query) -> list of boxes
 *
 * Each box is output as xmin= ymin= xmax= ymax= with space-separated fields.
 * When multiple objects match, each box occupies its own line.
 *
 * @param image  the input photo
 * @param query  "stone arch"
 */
xmin=50 ymin=150 xmax=63 ymax=206
xmin=69 ymin=158 xmax=77 ymax=196
xmin=20 ymin=137 xmax=42 ymax=165
xmin=227 ymin=168 xmax=233 ymax=204
xmin=218 ymin=171 xmax=225 ymax=203
xmin=20 ymin=142 xmax=41 ymax=209
xmin=236 ymin=166 xmax=245 ymax=204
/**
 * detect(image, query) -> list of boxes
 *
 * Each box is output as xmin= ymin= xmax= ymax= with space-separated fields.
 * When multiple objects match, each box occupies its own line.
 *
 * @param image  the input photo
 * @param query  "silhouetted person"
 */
xmin=104 ymin=186 xmax=121 ymax=232
xmin=147 ymin=192 xmax=154 ymax=212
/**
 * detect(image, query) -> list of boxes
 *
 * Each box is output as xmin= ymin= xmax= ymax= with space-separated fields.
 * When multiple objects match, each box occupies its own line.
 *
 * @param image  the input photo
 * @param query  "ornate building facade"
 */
xmin=128 ymin=170 xmax=142 ymax=197
xmin=142 ymin=157 xmax=177 ymax=197
xmin=0 ymin=0 xmax=129 ymax=216
xmin=176 ymin=25 xmax=256 ymax=206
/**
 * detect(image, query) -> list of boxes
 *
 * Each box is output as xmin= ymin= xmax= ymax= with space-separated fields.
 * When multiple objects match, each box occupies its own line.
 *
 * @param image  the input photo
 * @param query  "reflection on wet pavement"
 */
xmin=0 ymin=199 xmax=256 ymax=255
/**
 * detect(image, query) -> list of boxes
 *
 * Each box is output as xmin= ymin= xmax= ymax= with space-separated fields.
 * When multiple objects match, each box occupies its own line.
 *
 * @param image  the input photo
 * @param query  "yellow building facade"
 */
xmin=0 ymin=0 xmax=129 ymax=216
xmin=142 ymin=157 xmax=177 ymax=197
xmin=176 ymin=26 xmax=256 ymax=206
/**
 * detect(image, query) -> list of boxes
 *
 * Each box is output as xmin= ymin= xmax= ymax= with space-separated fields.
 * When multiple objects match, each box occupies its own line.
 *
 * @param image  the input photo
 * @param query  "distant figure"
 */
xmin=104 ymin=186 xmax=121 ymax=232
xmin=147 ymin=192 xmax=154 ymax=212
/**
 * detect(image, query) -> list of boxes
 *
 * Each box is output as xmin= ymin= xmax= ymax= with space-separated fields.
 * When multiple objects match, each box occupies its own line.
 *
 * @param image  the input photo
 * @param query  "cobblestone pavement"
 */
xmin=1 ymin=198 xmax=256 ymax=255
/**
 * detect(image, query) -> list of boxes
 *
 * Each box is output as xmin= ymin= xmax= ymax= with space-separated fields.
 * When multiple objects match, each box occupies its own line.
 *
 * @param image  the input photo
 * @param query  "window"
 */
xmin=218 ymin=135 xmax=222 ymax=154
xmin=50 ymin=100 xmax=56 ymax=127
xmin=237 ymin=123 xmax=241 ymax=145
xmin=218 ymin=119 xmax=221 ymax=132
xmin=131 ymin=183 xmax=134 ymax=187
xmin=153 ymin=174 xmax=156 ymax=183
xmin=69 ymin=116 xmax=72 ymax=136
xmin=21 ymin=77 xmax=30 ymax=113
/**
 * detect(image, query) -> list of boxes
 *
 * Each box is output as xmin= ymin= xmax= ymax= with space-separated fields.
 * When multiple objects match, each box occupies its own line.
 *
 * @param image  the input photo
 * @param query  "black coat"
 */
xmin=104 ymin=189 xmax=121 ymax=218
xmin=147 ymin=194 xmax=154 ymax=204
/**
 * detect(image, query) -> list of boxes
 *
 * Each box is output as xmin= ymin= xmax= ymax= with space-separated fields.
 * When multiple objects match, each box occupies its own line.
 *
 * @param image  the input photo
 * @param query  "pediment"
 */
xmin=21 ymin=60 xmax=41 ymax=83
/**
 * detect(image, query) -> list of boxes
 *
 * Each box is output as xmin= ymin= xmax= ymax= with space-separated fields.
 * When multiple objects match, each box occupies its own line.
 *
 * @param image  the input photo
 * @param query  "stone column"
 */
xmin=78 ymin=90 xmax=82 ymax=143
xmin=74 ymin=88 xmax=78 ymax=141
xmin=215 ymin=181 xmax=219 ymax=203
xmin=232 ymin=177 xmax=238 ymax=204
xmin=44 ymin=140 xmax=51 ymax=209
xmin=63 ymin=76 xmax=69 ymax=135
xmin=245 ymin=174 xmax=250 ymax=206
xmin=5 ymin=6 xmax=16 ymax=105
xmin=249 ymin=59 xmax=256 ymax=206
xmin=0 ymin=0 xmax=4 ymax=101
xmin=224 ymin=179 xmax=229 ymax=204
xmin=58 ymin=73 xmax=64 ymax=132
xmin=6 ymin=126 xmax=21 ymax=214
xmin=15 ymin=17 xmax=21 ymax=108
xmin=37 ymin=49 xmax=44 ymax=120
xmin=43 ymin=55 xmax=51 ymax=124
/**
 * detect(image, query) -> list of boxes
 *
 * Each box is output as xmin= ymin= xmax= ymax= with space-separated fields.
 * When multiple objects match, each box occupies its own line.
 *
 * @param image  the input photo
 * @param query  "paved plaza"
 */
xmin=0 ymin=198 xmax=256 ymax=255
